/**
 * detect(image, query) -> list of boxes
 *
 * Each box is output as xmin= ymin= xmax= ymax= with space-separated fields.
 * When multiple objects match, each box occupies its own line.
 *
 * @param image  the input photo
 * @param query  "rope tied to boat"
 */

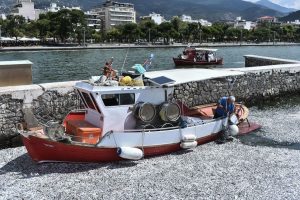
xmin=110 ymin=131 xmax=118 ymax=147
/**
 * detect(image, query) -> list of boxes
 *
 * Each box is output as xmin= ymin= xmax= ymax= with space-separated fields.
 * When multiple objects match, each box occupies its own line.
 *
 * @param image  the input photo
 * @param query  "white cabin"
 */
xmin=75 ymin=82 xmax=174 ymax=134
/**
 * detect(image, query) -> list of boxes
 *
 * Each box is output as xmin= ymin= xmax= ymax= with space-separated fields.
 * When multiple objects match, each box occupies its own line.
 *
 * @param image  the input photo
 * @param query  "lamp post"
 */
xmin=198 ymin=22 xmax=202 ymax=44
xmin=199 ymin=29 xmax=202 ymax=44
xmin=240 ymin=29 xmax=243 ymax=46
xmin=273 ymin=31 xmax=275 ymax=45
xmin=148 ymin=28 xmax=151 ymax=43
xmin=0 ymin=25 xmax=2 ymax=47
xmin=83 ymin=27 xmax=86 ymax=47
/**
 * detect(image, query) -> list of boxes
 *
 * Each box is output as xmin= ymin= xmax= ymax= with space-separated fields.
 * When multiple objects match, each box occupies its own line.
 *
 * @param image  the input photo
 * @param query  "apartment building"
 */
xmin=140 ymin=12 xmax=165 ymax=25
xmin=10 ymin=0 xmax=36 ymax=20
xmin=92 ymin=0 xmax=136 ymax=31
xmin=85 ymin=11 xmax=103 ymax=32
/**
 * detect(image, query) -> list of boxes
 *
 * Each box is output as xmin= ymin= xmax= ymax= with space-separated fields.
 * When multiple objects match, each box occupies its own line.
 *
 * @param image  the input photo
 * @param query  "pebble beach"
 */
xmin=0 ymin=98 xmax=300 ymax=200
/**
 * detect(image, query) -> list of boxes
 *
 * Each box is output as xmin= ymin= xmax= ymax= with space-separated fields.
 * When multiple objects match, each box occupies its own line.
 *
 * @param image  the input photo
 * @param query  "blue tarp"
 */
xmin=132 ymin=64 xmax=146 ymax=74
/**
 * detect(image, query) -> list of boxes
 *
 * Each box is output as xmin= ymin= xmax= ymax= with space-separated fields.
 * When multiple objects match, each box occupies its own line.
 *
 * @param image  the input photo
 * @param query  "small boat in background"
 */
xmin=173 ymin=47 xmax=223 ymax=67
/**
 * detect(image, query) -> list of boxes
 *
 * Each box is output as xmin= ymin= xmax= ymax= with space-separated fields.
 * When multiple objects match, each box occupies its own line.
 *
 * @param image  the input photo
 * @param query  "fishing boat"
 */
xmin=19 ymin=72 xmax=260 ymax=163
xmin=173 ymin=47 xmax=223 ymax=67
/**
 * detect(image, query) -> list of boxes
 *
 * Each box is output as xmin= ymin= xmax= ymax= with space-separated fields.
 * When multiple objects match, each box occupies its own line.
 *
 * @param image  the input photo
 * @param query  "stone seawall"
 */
xmin=174 ymin=64 xmax=300 ymax=107
xmin=0 ymin=58 xmax=300 ymax=148
xmin=0 ymin=82 xmax=82 ymax=148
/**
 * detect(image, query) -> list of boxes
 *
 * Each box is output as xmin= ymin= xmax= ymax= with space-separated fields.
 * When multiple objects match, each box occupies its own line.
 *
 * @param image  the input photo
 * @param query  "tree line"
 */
xmin=1 ymin=9 xmax=300 ymax=45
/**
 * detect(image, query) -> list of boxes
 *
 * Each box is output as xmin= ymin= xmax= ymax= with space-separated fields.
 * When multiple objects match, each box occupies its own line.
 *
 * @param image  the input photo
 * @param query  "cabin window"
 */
xmin=76 ymin=89 xmax=88 ymax=108
xmin=102 ymin=93 xmax=135 ymax=106
xmin=81 ymin=92 xmax=96 ymax=110
xmin=90 ymin=93 xmax=101 ymax=113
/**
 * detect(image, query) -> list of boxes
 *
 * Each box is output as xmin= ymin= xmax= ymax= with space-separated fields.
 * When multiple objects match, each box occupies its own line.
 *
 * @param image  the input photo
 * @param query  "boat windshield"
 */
xmin=77 ymin=90 xmax=101 ymax=113
xmin=102 ymin=93 xmax=135 ymax=106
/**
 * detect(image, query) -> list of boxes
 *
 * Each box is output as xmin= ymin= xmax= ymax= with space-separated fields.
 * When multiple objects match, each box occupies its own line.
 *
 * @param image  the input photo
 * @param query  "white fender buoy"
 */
xmin=182 ymin=134 xmax=197 ymax=142
xmin=229 ymin=114 xmax=239 ymax=125
xmin=229 ymin=125 xmax=239 ymax=136
xmin=117 ymin=147 xmax=144 ymax=160
xmin=180 ymin=141 xmax=198 ymax=149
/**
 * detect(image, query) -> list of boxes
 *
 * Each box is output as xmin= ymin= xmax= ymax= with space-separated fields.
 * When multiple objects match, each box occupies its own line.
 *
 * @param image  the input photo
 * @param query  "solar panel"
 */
xmin=148 ymin=76 xmax=176 ymax=86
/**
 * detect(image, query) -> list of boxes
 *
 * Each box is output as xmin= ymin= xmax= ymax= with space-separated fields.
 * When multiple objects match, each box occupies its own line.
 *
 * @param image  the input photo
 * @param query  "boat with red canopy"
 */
xmin=173 ymin=47 xmax=223 ymax=67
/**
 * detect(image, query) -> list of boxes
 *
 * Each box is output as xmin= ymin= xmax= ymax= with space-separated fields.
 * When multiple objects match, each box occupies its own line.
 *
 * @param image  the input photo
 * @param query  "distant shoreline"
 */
xmin=0 ymin=42 xmax=300 ymax=52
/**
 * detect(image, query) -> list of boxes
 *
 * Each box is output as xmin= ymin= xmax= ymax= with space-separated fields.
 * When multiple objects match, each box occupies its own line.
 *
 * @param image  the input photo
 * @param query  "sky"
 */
xmin=245 ymin=0 xmax=300 ymax=9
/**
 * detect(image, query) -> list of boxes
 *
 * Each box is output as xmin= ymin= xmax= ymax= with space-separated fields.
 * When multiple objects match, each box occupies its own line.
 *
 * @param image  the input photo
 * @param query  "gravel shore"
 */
xmin=0 ymin=101 xmax=300 ymax=200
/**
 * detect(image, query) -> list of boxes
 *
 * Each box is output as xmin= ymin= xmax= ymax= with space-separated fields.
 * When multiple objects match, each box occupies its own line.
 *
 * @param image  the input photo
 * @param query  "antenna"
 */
xmin=121 ymin=48 xmax=130 ymax=73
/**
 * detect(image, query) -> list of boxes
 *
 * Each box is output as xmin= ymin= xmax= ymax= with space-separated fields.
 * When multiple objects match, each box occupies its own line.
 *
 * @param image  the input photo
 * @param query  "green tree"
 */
xmin=158 ymin=22 xmax=174 ymax=44
xmin=139 ymin=19 xmax=157 ymax=42
xmin=106 ymin=27 xmax=122 ymax=42
xmin=6 ymin=15 xmax=26 ymax=40
xmin=122 ymin=23 xmax=139 ymax=43
xmin=36 ymin=18 xmax=50 ymax=40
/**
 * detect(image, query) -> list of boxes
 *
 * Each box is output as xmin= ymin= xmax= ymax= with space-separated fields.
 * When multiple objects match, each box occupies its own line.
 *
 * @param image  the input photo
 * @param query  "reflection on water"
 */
xmin=0 ymin=46 xmax=300 ymax=84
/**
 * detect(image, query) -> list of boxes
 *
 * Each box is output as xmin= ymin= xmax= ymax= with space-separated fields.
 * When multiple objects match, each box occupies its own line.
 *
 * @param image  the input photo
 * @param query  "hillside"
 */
xmin=256 ymin=0 xmax=296 ymax=13
xmin=118 ymin=0 xmax=284 ymax=21
xmin=0 ymin=0 xmax=285 ymax=21
xmin=280 ymin=10 xmax=300 ymax=22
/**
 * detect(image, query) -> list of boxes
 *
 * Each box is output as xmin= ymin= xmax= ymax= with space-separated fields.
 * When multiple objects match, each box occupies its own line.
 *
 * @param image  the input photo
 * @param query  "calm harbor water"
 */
xmin=0 ymin=46 xmax=300 ymax=84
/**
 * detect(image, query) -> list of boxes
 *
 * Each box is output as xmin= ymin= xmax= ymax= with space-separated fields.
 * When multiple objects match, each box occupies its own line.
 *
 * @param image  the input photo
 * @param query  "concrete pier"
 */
xmin=0 ymin=55 xmax=300 ymax=148
xmin=244 ymin=55 xmax=300 ymax=67
xmin=0 ymin=60 xmax=33 ymax=87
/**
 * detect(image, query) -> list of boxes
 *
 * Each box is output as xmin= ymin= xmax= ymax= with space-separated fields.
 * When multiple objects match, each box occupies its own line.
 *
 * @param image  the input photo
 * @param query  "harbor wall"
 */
xmin=0 ymin=60 xmax=33 ymax=87
xmin=0 ymin=57 xmax=300 ymax=148
xmin=173 ymin=64 xmax=300 ymax=107
xmin=244 ymin=55 xmax=300 ymax=67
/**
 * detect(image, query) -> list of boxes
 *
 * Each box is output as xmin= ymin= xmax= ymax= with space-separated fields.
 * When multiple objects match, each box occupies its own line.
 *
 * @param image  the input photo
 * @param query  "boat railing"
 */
xmin=120 ymin=117 xmax=224 ymax=133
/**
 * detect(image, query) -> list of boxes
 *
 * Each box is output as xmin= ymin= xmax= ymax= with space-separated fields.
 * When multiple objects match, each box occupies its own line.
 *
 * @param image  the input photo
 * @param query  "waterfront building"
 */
xmin=181 ymin=15 xmax=212 ymax=26
xmin=0 ymin=14 xmax=6 ymax=20
xmin=234 ymin=17 xmax=256 ymax=30
xmin=283 ymin=20 xmax=300 ymax=28
xmin=181 ymin=15 xmax=196 ymax=23
xmin=85 ymin=11 xmax=103 ymax=32
xmin=140 ymin=12 xmax=165 ymax=25
xmin=10 ymin=0 xmax=36 ymax=20
xmin=35 ymin=9 xmax=47 ymax=20
xmin=257 ymin=16 xmax=278 ymax=23
xmin=44 ymin=3 xmax=81 ymax=13
xmin=47 ymin=3 xmax=61 ymax=13
xmin=199 ymin=19 xmax=212 ymax=27
xmin=290 ymin=20 xmax=300 ymax=25
xmin=92 ymin=0 xmax=136 ymax=31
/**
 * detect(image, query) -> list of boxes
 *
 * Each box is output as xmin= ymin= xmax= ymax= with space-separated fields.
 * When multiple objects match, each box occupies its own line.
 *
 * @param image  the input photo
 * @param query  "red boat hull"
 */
xmin=21 ymin=122 xmax=260 ymax=163
xmin=173 ymin=58 xmax=223 ymax=67
xmin=22 ymin=134 xmax=218 ymax=163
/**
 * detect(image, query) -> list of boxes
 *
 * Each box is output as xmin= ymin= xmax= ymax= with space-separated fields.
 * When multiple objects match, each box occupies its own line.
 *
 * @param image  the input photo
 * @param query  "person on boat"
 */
xmin=214 ymin=96 xmax=236 ymax=143
xmin=102 ymin=60 xmax=117 ymax=80
xmin=99 ymin=65 xmax=110 ymax=83
xmin=208 ymin=52 xmax=214 ymax=62
xmin=205 ymin=51 xmax=209 ymax=62
xmin=214 ymin=96 xmax=236 ymax=119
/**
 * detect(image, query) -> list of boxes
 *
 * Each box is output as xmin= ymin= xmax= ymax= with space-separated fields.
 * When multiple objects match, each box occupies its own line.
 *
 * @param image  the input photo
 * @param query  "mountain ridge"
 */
xmin=280 ymin=10 xmax=300 ymax=22
xmin=0 ymin=0 xmax=285 ymax=22
xmin=256 ymin=0 xmax=297 ymax=13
